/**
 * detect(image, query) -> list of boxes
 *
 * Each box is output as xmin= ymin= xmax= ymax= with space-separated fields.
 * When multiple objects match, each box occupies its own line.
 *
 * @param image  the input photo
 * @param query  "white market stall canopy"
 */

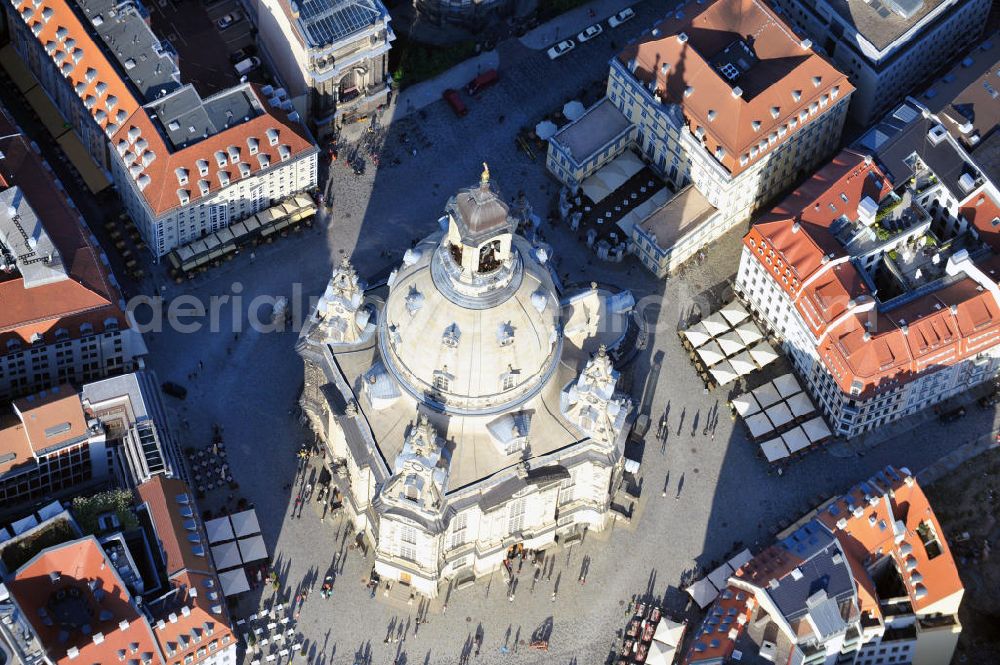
xmin=238 ymin=534 xmax=268 ymax=563
xmin=802 ymin=416 xmax=833 ymax=443
xmin=782 ymin=426 xmax=811 ymax=454
xmin=765 ymin=402 xmax=794 ymax=429
xmin=716 ymin=331 xmax=745 ymax=356
xmin=231 ymin=509 xmax=262 ymax=538
xmin=731 ymin=393 xmax=762 ymax=418
xmin=218 ymin=568 xmax=250 ymax=597
xmin=211 ymin=541 xmax=242 ymax=570
xmin=696 ymin=340 xmax=727 ymax=367
xmin=682 ymin=323 xmax=713 ymax=348
xmin=710 ymin=361 xmax=740 ymax=386
xmin=760 ymin=437 xmax=790 ymax=462
xmin=685 ymin=577 xmax=719 ymax=609
xmin=787 ymin=392 xmax=816 ymax=419
xmin=729 ymin=350 xmax=757 ymax=376
xmin=773 ymin=373 xmax=803 ymax=398
xmin=719 ymin=302 xmax=750 ymax=326
xmin=727 ymin=548 xmax=753 ymax=572
xmin=700 ymin=312 xmax=730 ymax=336
xmin=735 ymin=322 xmax=763 ymax=345
xmin=205 ymin=516 xmax=235 ymax=544
xmin=749 ymin=343 xmax=779 ymax=368
xmin=647 ymin=618 xmax=687 ymax=665
xmin=752 ymin=382 xmax=782 ymax=409
xmin=745 ymin=412 xmax=773 ymax=439
xmin=580 ymin=150 xmax=644 ymax=204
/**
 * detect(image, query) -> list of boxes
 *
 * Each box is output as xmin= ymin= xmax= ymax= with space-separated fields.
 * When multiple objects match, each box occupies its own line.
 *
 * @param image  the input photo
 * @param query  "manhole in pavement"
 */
xmin=466 ymin=617 xmax=471 ymax=622
xmin=693 ymin=468 xmax=700 ymax=473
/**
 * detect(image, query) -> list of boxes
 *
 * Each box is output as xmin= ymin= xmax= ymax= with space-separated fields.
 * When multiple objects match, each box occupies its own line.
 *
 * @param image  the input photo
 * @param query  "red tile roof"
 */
xmin=619 ymin=0 xmax=852 ymax=176
xmin=136 ymin=476 xmax=236 ymax=665
xmin=745 ymin=149 xmax=1000 ymax=396
xmin=6 ymin=537 xmax=164 ymax=665
xmin=961 ymin=191 xmax=1000 ymax=252
xmin=0 ymin=107 xmax=126 ymax=350
xmin=110 ymin=88 xmax=315 ymax=217
xmin=10 ymin=0 xmax=142 ymax=136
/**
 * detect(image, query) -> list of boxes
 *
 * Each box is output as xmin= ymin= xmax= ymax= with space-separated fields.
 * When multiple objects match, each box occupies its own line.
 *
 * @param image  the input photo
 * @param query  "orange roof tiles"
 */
xmin=6 ymin=537 xmax=164 ymax=665
xmin=110 ymin=87 xmax=315 ymax=217
xmin=619 ymin=0 xmax=852 ymax=176
xmin=0 ymin=108 xmax=126 ymax=349
xmin=136 ymin=477 xmax=235 ymax=665
xmin=684 ymin=467 xmax=963 ymax=663
xmin=745 ymin=150 xmax=1000 ymax=396
xmin=1 ymin=386 xmax=87 ymax=475
xmin=10 ymin=0 xmax=141 ymax=135
xmin=961 ymin=192 xmax=1000 ymax=252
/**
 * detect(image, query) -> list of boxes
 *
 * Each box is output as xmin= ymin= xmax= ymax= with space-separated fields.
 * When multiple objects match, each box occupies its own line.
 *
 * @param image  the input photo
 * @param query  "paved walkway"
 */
xmin=393 ymin=50 xmax=501 ymax=118
xmin=519 ymin=0 xmax=638 ymax=50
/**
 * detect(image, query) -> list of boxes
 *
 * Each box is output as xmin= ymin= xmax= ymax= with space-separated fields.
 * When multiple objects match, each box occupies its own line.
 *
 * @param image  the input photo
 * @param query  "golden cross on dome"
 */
xmin=480 ymin=162 xmax=490 ymax=187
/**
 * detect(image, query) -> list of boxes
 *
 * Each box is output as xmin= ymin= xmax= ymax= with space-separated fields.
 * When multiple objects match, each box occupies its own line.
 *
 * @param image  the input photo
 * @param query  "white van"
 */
xmin=234 ymin=56 xmax=260 ymax=77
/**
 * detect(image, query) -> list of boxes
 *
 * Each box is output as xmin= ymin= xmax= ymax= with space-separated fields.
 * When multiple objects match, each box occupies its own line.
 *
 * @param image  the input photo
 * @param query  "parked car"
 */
xmin=608 ymin=7 xmax=636 ymax=27
xmin=939 ymin=406 xmax=966 ymax=423
xmin=547 ymin=40 xmax=575 ymax=60
xmin=577 ymin=24 xmax=603 ymax=42
xmin=161 ymin=381 xmax=188 ymax=400
xmin=234 ymin=56 xmax=260 ymax=77
xmin=442 ymin=88 xmax=468 ymax=117
xmin=229 ymin=46 xmax=256 ymax=64
xmin=467 ymin=68 xmax=500 ymax=96
xmin=216 ymin=12 xmax=241 ymax=30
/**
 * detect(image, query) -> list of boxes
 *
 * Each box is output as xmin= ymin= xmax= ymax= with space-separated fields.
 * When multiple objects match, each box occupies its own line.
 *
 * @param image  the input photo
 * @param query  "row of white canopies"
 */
xmin=684 ymin=548 xmax=754 ymax=609
xmin=731 ymin=373 xmax=833 ymax=462
xmin=681 ymin=302 xmax=780 ymax=386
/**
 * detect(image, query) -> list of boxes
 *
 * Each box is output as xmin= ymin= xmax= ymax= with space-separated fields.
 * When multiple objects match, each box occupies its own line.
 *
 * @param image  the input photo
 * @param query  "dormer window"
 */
xmin=257 ymin=153 xmax=270 ymax=169
xmin=177 ymin=189 xmax=189 ymax=205
xmin=751 ymin=120 xmax=761 ymax=132
xmin=265 ymin=128 xmax=279 ymax=146
xmin=217 ymin=171 xmax=230 ymax=187
xmin=247 ymin=137 xmax=259 ymax=155
xmin=227 ymin=146 xmax=239 ymax=164
xmin=215 ymin=151 xmax=226 ymax=168
xmin=238 ymin=162 xmax=251 ymax=178
xmin=278 ymin=145 xmax=291 ymax=161
xmin=433 ymin=371 xmax=450 ymax=392
xmin=791 ymin=89 xmax=801 ymax=102
xmin=197 ymin=159 xmax=209 ymax=176
xmin=175 ymin=167 xmax=188 ymax=185
xmin=770 ymin=106 xmax=780 ymax=119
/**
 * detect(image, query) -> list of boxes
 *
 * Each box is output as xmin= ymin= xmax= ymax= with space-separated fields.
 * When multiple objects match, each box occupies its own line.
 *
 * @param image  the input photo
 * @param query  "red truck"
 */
xmin=467 ymin=68 xmax=500 ymax=95
xmin=442 ymin=88 xmax=468 ymax=117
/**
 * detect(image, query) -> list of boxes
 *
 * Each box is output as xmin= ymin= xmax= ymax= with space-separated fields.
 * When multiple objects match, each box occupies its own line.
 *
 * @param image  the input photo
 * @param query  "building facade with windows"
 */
xmin=297 ymin=170 xmax=635 ymax=597
xmin=547 ymin=0 xmax=852 ymax=279
xmin=683 ymin=466 xmax=963 ymax=665
xmin=1 ymin=477 xmax=237 ymax=665
xmin=109 ymin=84 xmax=318 ymax=256
xmin=0 ymin=386 xmax=109 ymax=520
xmin=767 ymin=0 xmax=991 ymax=125
xmin=0 ymin=107 xmax=145 ymax=402
xmin=255 ymin=0 xmax=393 ymax=133
xmin=81 ymin=370 xmax=186 ymax=488
xmin=735 ymin=147 xmax=1000 ymax=438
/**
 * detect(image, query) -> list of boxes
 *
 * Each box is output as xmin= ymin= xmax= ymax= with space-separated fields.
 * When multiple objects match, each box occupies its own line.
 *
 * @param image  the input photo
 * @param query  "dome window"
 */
xmin=442 ymin=324 xmax=461 ymax=348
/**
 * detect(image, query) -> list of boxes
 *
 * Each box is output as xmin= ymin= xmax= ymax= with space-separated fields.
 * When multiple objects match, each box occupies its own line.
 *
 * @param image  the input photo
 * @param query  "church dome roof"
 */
xmin=378 ymin=232 xmax=562 ymax=416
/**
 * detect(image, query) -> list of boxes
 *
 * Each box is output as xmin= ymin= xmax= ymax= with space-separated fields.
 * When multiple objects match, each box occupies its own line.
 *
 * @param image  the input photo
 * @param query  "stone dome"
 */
xmin=378 ymin=231 xmax=562 ymax=416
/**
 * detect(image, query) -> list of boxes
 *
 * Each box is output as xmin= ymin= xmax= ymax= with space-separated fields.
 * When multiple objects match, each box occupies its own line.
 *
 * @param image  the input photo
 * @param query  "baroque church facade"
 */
xmin=297 ymin=168 xmax=636 ymax=596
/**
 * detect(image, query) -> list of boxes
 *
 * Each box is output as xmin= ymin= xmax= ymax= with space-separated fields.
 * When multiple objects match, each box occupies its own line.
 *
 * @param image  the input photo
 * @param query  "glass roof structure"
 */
xmin=295 ymin=0 xmax=386 ymax=48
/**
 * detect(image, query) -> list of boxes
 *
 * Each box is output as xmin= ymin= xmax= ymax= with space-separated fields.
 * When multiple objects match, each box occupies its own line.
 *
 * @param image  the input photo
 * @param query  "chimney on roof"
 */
xmin=732 ymin=86 xmax=743 ymax=98
xmin=950 ymin=304 xmax=959 ymax=315
xmin=119 ymin=619 xmax=130 ymax=631
xmin=791 ymin=222 xmax=800 ymax=233
xmin=677 ymin=32 xmax=688 ymax=44
xmin=799 ymin=38 xmax=812 ymax=50
xmin=67 ymin=647 xmax=80 ymax=659
xmin=92 ymin=632 xmax=105 ymax=645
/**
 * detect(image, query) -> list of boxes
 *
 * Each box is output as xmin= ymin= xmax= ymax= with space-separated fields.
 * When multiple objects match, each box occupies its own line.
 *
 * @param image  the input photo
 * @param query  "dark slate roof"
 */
xmin=860 ymin=103 xmax=982 ymax=197
xmin=770 ymin=529 xmax=855 ymax=623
